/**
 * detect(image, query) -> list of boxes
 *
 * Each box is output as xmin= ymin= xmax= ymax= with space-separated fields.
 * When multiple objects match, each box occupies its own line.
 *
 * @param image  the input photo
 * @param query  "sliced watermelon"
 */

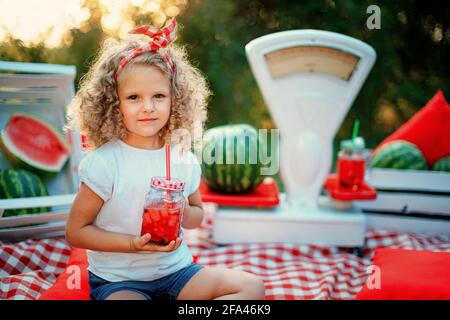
xmin=0 ymin=112 xmax=70 ymax=176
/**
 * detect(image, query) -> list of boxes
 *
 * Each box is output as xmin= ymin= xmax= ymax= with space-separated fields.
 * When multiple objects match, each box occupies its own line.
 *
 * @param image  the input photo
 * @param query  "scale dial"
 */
xmin=265 ymin=45 xmax=360 ymax=81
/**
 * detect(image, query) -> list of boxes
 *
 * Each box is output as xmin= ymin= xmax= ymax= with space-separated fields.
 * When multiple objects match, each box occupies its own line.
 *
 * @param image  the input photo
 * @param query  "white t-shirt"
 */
xmin=77 ymin=139 xmax=202 ymax=282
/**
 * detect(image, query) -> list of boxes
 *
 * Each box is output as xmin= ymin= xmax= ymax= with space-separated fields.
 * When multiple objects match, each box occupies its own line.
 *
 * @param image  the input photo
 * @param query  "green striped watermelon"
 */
xmin=0 ymin=169 xmax=50 ymax=217
xmin=432 ymin=155 xmax=450 ymax=172
xmin=0 ymin=112 xmax=70 ymax=177
xmin=201 ymin=124 xmax=267 ymax=193
xmin=371 ymin=140 xmax=427 ymax=170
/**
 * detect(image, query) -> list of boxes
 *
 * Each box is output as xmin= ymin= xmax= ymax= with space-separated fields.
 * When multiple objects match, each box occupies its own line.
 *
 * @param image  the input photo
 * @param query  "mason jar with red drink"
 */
xmin=336 ymin=137 xmax=368 ymax=191
xmin=141 ymin=176 xmax=186 ymax=246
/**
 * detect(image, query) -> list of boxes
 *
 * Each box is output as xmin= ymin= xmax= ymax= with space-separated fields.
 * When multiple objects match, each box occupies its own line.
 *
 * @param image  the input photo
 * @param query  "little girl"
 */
xmin=65 ymin=18 xmax=265 ymax=300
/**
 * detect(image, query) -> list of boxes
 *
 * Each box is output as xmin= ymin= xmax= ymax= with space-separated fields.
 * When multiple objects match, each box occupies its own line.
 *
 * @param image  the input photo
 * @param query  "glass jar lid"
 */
xmin=340 ymin=137 xmax=366 ymax=151
xmin=151 ymin=176 xmax=185 ymax=191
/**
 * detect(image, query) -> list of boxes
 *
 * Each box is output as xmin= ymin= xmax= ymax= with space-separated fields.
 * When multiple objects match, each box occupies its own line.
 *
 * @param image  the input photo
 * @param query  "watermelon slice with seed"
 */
xmin=0 ymin=112 xmax=71 ymax=176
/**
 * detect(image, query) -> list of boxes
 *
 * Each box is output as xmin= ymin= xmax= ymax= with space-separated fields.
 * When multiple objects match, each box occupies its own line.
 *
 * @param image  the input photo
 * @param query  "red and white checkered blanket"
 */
xmin=2 ymin=205 xmax=450 ymax=300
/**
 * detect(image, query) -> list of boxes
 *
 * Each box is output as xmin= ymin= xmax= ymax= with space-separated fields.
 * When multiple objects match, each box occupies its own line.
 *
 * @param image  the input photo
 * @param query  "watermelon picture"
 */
xmin=432 ymin=155 xmax=450 ymax=172
xmin=371 ymin=140 xmax=427 ymax=170
xmin=0 ymin=112 xmax=70 ymax=176
xmin=201 ymin=124 xmax=268 ymax=193
xmin=0 ymin=168 xmax=50 ymax=217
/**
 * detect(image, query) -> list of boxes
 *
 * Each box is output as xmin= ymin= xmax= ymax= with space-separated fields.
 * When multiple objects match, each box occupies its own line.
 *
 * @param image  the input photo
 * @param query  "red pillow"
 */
xmin=374 ymin=90 xmax=450 ymax=167
xmin=356 ymin=248 xmax=450 ymax=300
xmin=38 ymin=247 xmax=91 ymax=300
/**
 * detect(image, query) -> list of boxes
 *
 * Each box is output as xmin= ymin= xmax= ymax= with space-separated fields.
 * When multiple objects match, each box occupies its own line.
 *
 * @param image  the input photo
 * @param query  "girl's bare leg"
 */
xmin=105 ymin=290 xmax=147 ymax=300
xmin=177 ymin=267 xmax=265 ymax=300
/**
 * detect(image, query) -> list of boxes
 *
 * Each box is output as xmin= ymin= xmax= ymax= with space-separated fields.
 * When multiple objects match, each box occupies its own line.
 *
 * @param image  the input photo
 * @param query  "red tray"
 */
xmin=199 ymin=177 xmax=280 ymax=207
xmin=325 ymin=174 xmax=377 ymax=201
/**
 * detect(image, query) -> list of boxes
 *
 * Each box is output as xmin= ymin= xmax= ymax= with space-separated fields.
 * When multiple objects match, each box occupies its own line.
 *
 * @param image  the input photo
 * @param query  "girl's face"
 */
xmin=117 ymin=64 xmax=171 ymax=148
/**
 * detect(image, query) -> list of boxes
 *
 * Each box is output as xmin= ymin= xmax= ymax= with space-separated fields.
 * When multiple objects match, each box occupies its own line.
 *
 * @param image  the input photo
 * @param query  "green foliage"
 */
xmin=180 ymin=0 xmax=450 ymax=148
xmin=179 ymin=0 xmax=450 ymax=181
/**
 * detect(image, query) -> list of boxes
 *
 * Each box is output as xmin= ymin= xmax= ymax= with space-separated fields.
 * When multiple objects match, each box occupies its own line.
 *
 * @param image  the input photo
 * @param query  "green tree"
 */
xmin=180 ymin=0 xmax=450 ymax=148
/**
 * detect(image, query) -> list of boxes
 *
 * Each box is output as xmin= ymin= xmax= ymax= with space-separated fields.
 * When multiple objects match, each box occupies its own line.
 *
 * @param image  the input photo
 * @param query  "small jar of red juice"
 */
xmin=141 ymin=177 xmax=186 ymax=246
xmin=337 ymin=137 xmax=367 ymax=191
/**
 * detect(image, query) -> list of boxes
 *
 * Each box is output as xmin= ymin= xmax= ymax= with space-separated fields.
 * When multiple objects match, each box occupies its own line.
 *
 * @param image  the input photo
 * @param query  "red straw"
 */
xmin=165 ymin=144 xmax=171 ymax=180
xmin=165 ymin=144 xmax=172 ymax=203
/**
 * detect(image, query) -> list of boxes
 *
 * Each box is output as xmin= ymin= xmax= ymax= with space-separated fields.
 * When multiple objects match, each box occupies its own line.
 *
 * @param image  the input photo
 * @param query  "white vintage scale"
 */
xmin=212 ymin=30 xmax=377 ymax=247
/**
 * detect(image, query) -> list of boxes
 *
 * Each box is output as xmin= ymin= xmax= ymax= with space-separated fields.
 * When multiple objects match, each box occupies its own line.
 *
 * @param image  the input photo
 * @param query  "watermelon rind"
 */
xmin=0 ymin=168 xmax=50 ymax=217
xmin=432 ymin=155 xmax=450 ymax=172
xmin=371 ymin=140 xmax=427 ymax=170
xmin=0 ymin=112 xmax=70 ymax=177
xmin=201 ymin=124 xmax=267 ymax=194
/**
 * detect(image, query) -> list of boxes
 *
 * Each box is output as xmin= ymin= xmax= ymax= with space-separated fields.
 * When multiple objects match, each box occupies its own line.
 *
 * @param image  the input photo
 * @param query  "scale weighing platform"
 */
xmin=212 ymin=29 xmax=377 ymax=247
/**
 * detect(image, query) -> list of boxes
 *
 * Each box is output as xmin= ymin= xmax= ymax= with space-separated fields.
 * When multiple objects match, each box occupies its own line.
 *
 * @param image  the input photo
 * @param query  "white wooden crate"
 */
xmin=0 ymin=61 xmax=83 ymax=241
xmin=355 ymin=168 xmax=450 ymax=235
xmin=365 ymin=168 xmax=450 ymax=193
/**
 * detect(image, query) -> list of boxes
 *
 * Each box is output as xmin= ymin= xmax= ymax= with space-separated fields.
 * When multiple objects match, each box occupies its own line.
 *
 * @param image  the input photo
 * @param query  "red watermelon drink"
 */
xmin=337 ymin=137 xmax=367 ymax=191
xmin=141 ymin=145 xmax=186 ymax=246
xmin=337 ymin=157 xmax=365 ymax=190
xmin=141 ymin=193 xmax=185 ymax=245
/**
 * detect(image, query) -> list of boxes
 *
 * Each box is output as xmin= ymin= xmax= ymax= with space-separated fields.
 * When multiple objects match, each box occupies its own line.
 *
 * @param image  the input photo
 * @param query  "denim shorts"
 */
xmin=88 ymin=263 xmax=203 ymax=300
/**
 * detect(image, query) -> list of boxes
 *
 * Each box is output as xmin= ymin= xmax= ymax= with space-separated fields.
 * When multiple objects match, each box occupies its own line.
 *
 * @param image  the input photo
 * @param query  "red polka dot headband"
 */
xmin=115 ymin=17 xmax=177 ymax=81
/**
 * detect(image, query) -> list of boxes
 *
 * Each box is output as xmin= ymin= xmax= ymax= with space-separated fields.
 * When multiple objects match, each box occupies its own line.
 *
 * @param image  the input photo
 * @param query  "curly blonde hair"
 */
xmin=66 ymin=35 xmax=210 ymax=151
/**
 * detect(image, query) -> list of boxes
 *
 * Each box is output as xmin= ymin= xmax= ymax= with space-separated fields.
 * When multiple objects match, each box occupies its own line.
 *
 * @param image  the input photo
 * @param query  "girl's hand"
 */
xmin=131 ymin=233 xmax=182 ymax=252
